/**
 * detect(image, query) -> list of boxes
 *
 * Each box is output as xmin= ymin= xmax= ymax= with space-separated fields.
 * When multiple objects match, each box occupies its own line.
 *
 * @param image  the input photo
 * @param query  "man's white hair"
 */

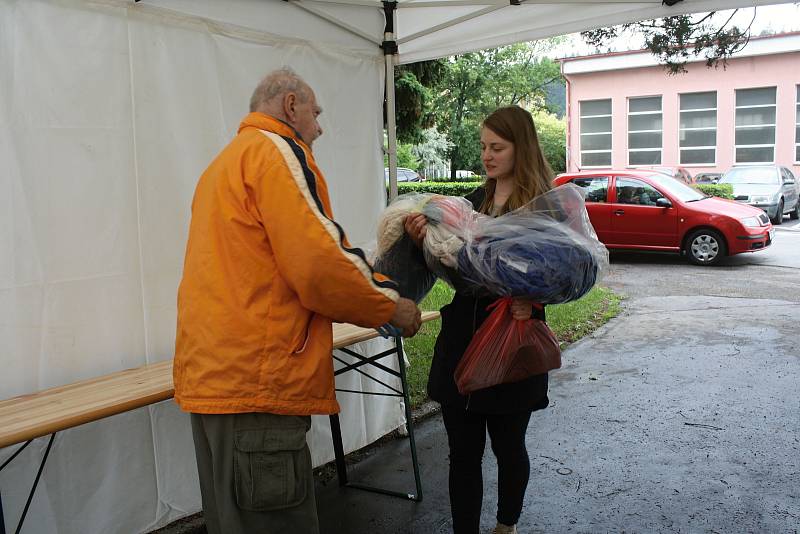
xmin=249 ymin=67 xmax=310 ymax=112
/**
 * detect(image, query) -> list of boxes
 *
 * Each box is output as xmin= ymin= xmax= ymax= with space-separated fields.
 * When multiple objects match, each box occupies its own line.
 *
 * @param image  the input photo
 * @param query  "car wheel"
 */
xmin=685 ymin=229 xmax=727 ymax=266
xmin=771 ymin=199 xmax=783 ymax=225
xmin=790 ymin=201 xmax=800 ymax=221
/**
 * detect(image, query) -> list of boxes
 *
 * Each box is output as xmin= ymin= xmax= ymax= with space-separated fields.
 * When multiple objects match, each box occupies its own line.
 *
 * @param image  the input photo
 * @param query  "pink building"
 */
xmin=561 ymin=32 xmax=800 ymax=177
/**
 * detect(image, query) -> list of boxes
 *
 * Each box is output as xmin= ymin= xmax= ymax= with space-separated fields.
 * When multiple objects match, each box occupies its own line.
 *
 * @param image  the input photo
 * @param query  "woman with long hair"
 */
xmin=405 ymin=105 xmax=554 ymax=534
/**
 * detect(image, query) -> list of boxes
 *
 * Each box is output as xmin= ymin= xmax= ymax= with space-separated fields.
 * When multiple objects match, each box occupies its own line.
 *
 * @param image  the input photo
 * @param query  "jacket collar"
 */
xmin=238 ymin=112 xmax=306 ymax=146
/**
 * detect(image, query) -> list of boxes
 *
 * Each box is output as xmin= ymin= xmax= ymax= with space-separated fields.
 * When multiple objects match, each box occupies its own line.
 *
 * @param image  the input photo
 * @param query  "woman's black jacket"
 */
xmin=426 ymin=187 xmax=550 ymax=414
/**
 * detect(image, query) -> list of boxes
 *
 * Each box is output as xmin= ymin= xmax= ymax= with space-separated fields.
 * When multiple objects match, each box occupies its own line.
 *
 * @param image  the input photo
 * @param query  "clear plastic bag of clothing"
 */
xmin=373 ymin=184 xmax=608 ymax=390
xmin=446 ymin=184 xmax=608 ymax=302
xmin=453 ymin=297 xmax=561 ymax=395
xmin=374 ymin=184 xmax=609 ymax=304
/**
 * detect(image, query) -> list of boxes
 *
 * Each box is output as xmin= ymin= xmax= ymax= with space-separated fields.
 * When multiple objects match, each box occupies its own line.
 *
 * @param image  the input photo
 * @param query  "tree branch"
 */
xmin=712 ymin=9 xmax=739 ymax=37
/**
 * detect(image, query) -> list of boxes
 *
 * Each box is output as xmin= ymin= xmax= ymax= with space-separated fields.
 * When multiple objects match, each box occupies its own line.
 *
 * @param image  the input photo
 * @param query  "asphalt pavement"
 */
xmin=314 ymin=216 xmax=800 ymax=533
xmin=157 ymin=217 xmax=800 ymax=534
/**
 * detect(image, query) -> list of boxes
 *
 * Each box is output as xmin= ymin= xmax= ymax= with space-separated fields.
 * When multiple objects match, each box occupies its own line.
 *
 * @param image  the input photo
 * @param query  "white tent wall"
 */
xmin=2 ymin=0 xmax=791 ymax=531
xmin=0 ymin=0 xmax=403 ymax=532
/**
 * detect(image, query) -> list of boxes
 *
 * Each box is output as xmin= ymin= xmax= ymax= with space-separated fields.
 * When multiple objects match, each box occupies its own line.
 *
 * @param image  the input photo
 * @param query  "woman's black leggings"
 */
xmin=441 ymin=405 xmax=533 ymax=534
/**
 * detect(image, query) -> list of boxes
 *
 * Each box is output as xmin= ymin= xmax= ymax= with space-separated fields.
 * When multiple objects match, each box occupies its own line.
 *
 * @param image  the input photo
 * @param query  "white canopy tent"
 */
xmin=0 ymin=0 xmax=784 ymax=532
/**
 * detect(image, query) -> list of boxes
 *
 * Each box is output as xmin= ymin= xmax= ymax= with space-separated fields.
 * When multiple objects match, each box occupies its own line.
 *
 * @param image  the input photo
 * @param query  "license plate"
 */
xmin=769 ymin=228 xmax=775 ymax=241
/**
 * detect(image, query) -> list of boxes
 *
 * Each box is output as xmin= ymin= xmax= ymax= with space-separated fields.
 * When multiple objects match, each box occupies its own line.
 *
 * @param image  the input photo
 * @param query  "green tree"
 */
xmin=384 ymin=142 xmax=420 ymax=170
xmin=393 ymin=59 xmax=448 ymax=144
xmin=411 ymin=128 xmax=452 ymax=180
xmin=433 ymin=42 xmax=564 ymax=178
xmin=531 ymin=110 xmax=566 ymax=174
xmin=448 ymin=119 xmax=482 ymax=175
xmin=434 ymin=53 xmax=485 ymax=177
xmin=480 ymin=44 xmax=562 ymax=110
xmin=581 ymin=10 xmax=758 ymax=74
xmin=397 ymin=143 xmax=420 ymax=170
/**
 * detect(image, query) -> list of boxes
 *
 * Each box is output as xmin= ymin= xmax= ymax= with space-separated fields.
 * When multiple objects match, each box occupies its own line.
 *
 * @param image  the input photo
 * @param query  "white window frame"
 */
xmin=679 ymin=91 xmax=716 ymax=166
xmin=627 ymin=96 xmax=662 ymax=167
xmin=795 ymin=85 xmax=799 ymax=164
xmin=734 ymin=86 xmax=777 ymax=165
xmin=579 ymin=99 xmax=612 ymax=169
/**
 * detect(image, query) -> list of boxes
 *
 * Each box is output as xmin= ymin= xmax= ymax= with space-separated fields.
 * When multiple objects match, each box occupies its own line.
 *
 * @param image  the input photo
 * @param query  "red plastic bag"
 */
xmin=454 ymin=297 xmax=562 ymax=395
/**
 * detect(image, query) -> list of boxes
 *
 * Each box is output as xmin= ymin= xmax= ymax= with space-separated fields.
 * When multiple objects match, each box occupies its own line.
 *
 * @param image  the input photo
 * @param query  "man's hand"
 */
xmin=404 ymin=214 xmax=428 ymax=248
xmin=510 ymin=298 xmax=533 ymax=321
xmin=390 ymin=298 xmax=422 ymax=337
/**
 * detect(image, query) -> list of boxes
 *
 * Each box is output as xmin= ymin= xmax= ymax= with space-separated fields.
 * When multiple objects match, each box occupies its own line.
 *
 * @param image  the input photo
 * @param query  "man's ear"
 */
xmin=283 ymin=92 xmax=297 ymax=123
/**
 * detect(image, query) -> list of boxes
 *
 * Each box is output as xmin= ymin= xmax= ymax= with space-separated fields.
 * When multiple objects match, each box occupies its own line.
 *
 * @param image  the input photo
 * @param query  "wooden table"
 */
xmin=0 ymin=311 xmax=440 ymax=532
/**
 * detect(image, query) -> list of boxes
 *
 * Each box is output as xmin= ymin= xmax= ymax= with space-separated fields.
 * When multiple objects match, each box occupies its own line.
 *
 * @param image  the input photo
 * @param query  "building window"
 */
xmin=580 ymin=99 xmax=612 ymax=167
xmin=628 ymin=96 xmax=662 ymax=166
xmin=679 ymin=92 xmax=716 ymax=165
xmin=735 ymin=87 xmax=776 ymax=164
xmin=795 ymin=86 xmax=799 ymax=163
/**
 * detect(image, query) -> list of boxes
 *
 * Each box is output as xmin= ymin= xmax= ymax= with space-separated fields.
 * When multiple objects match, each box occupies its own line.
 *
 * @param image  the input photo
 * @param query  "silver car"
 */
xmin=384 ymin=167 xmax=422 ymax=183
xmin=719 ymin=165 xmax=800 ymax=225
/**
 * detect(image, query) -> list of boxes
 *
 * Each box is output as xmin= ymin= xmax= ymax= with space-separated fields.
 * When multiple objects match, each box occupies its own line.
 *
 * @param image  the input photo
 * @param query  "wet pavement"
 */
xmin=316 ymin=304 xmax=799 ymax=532
xmin=159 ymin=219 xmax=800 ymax=533
xmin=314 ymin=221 xmax=800 ymax=533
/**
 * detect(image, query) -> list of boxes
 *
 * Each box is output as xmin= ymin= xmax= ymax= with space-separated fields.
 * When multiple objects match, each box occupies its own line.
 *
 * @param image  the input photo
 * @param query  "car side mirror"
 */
xmin=656 ymin=198 xmax=672 ymax=208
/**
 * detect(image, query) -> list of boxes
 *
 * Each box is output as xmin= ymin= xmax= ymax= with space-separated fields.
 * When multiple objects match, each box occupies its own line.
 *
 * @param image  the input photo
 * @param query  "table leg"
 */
xmin=329 ymin=336 xmax=424 ymax=501
xmin=1 ymin=488 xmax=6 ymax=534
xmin=395 ymin=336 xmax=423 ymax=502
xmin=329 ymin=414 xmax=348 ymax=487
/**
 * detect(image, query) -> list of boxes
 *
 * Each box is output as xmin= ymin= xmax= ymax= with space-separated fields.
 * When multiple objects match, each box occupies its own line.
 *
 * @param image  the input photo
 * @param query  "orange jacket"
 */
xmin=173 ymin=113 xmax=398 ymax=415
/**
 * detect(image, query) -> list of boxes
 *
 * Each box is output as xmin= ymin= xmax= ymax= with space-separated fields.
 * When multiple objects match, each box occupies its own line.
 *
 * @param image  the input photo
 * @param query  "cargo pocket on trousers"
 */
xmin=233 ymin=426 xmax=309 ymax=511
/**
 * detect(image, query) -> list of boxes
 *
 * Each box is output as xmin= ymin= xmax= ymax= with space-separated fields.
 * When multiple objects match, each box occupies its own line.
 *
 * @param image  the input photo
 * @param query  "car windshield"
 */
xmin=646 ymin=173 xmax=706 ymax=202
xmin=721 ymin=167 xmax=779 ymax=185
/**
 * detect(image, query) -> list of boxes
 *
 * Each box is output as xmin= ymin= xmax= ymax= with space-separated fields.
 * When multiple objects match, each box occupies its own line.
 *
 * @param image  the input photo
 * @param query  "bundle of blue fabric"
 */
xmin=374 ymin=185 xmax=608 ymax=306
xmin=456 ymin=223 xmax=600 ymax=303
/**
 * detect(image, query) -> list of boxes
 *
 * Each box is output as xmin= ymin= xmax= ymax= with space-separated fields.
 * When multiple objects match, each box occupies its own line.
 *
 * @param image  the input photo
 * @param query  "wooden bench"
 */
xmin=0 ymin=311 xmax=440 ymax=532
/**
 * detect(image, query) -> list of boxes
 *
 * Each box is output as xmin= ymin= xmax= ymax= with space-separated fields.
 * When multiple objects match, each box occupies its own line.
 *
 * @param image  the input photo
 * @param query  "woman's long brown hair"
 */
xmin=479 ymin=106 xmax=554 ymax=215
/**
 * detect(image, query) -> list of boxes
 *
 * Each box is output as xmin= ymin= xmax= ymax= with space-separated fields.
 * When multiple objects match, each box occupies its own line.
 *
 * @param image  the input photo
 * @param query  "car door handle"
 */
xmin=614 ymin=209 xmax=625 ymax=216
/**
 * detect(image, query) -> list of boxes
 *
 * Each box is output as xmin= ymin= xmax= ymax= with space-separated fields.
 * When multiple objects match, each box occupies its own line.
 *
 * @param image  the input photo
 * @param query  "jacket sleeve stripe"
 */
xmin=261 ymin=130 xmax=399 ymax=300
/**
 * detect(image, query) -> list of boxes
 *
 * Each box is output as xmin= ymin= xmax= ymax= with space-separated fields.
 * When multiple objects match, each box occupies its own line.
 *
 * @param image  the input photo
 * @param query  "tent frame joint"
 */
xmin=381 ymin=39 xmax=398 ymax=54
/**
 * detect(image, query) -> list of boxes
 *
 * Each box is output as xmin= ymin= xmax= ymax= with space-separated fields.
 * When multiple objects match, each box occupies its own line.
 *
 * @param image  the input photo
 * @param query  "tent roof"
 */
xmin=392 ymin=0 xmax=791 ymax=63
xmin=140 ymin=0 xmax=794 ymax=64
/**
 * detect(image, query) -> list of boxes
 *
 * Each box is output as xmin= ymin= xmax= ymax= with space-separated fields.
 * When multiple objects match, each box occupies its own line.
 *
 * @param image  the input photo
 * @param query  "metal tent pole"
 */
xmin=383 ymin=1 xmax=399 ymax=201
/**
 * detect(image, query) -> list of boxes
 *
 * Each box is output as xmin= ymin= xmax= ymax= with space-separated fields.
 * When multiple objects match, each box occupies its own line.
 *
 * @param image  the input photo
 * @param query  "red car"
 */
xmin=554 ymin=170 xmax=774 ymax=266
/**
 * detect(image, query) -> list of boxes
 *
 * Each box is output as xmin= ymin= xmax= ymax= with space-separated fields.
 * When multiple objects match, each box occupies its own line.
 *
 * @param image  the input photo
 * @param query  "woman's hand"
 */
xmin=404 ymin=213 xmax=428 ymax=248
xmin=510 ymin=298 xmax=533 ymax=320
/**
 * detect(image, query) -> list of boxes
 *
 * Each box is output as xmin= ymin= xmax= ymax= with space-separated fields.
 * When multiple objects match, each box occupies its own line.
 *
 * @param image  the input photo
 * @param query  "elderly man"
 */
xmin=174 ymin=68 xmax=421 ymax=533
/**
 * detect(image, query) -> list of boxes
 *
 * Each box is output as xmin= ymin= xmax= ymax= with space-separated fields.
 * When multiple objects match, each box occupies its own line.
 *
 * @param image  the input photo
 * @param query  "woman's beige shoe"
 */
xmin=492 ymin=523 xmax=517 ymax=534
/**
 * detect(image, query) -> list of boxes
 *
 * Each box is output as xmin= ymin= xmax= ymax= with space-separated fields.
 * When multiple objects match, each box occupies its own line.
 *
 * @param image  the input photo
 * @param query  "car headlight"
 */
xmin=740 ymin=216 xmax=761 ymax=228
xmin=749 ymin=195 xmax=770 ymax=204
